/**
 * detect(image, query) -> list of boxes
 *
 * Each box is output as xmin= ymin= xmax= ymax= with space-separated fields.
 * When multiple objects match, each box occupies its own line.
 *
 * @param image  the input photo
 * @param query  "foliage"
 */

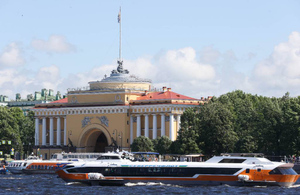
xmin=0 ymin=107 xmax=22 ymax=155
xmin=175 ymin=90 xmax=300 ymax=156
xmin=0 ymin=107 xmax=35 ymax=157
xmin=130 ymin=136 xmax=154 ymax=152
xmin=198 ymin=102 xmax=238 ymax=155
xmin=153 ymin=136 xmax=172 ymax=154
xmin=169 ymin=108 xmax=201 ymax=154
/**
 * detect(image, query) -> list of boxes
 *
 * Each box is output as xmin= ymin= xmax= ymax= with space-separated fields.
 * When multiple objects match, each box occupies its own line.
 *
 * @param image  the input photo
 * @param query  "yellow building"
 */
xmin=32 ymin=61 xmax=209 ymax=159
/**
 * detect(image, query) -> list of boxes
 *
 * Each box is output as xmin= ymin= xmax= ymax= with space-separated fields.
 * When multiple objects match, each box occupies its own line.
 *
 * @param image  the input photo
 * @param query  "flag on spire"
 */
xmin=118 ymin=7 xmax=121 ymax=23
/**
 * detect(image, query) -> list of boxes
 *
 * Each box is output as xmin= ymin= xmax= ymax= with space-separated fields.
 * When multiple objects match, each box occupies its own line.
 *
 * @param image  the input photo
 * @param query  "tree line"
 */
xmin=0 ymin=107 xmax=34 ymax=158
xmin=131 ymin=90 xmax=300 ymax=156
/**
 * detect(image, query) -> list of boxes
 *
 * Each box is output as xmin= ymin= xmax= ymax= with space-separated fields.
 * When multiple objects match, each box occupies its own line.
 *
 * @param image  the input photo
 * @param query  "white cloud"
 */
xmin=199 ymin=45 xmax=221 ymax=65
xmin=2 ymin=32 xmax=300 ymax=101
xmin=0 ymin=69 xmax=30 ymax=99
xmin=31 ymin=35 xmax=76 ymax=53
xmin=252 ymin=31 xmax=300 ymax=96
xmin=0 ymin=65 xmax=64 ymax=100
xmin=35 ymin=65 xmax=63 ymax=89
xmin=156 ymin=47 xmax=215 ymax=82
xmin=0 ymin=43 xmax=25 ymax=67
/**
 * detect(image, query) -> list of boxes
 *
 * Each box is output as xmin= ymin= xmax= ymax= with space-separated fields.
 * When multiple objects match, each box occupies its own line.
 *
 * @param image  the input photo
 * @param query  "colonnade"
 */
xmin=130 ymin=113 xmax=181 ymax=144
xmin=35 ymin=117 xmax=67 ymax=146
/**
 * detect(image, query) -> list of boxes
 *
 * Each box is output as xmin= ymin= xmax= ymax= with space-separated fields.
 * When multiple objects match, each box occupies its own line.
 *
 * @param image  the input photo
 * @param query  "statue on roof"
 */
xmin=117 ymin=60 xmax=129 ymax=74
xmin=111 ymin=60 xmax=129 ymax=75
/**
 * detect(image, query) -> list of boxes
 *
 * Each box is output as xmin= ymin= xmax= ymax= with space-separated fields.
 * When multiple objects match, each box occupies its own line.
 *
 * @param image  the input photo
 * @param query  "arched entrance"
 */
xmin=94 ymin=133 xmax=108 ymax=152
xmin=78 ymin=124 xmax=112 ymax=153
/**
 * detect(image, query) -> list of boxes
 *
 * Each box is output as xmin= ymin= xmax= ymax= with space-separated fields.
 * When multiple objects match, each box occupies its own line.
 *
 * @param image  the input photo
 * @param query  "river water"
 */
xmin=0 ymin=174 xmax=299 ymax=195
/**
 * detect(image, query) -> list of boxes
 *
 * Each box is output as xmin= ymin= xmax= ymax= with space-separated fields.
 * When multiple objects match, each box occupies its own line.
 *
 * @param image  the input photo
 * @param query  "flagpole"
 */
xmin=119 ymin=7 xmax=122 ymax=61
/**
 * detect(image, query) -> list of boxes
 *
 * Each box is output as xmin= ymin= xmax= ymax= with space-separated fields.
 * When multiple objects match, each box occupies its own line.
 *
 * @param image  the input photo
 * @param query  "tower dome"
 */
xmin=89 ymin=60 xmax=152 ymax=91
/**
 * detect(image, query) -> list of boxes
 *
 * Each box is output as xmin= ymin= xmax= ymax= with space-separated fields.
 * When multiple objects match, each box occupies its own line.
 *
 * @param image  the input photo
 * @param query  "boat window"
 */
xmin=269 ymin=168 xmax=281 ymax=175
xmin=257 ymin=168 xmax=261 ymax=172
xmin=219 ymin=159 xmax=246 ymax=163
xmin=63 ymin=155 xmax=68 ymax=159
xmin=269 ymin=168 xmax=298 ymax=175
xmin=24 ymin=163 xmax=27 ymax=167
xmin=97 ymin=156 xmax=120 ymax=160
xmin=246 ymin=169 xmax=250 ymax=173
xmin=66 ymin=169 xmax=76 ymax=173
xmin=280 ymin=168 xmax=298 ymax=175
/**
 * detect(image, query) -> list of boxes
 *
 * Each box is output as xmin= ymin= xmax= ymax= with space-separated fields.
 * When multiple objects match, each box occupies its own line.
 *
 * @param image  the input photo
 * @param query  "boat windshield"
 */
xmin=269 ymin=168 xmax=298 ymax=175
xmin=97 ymin=156 xmax=120 ymax=160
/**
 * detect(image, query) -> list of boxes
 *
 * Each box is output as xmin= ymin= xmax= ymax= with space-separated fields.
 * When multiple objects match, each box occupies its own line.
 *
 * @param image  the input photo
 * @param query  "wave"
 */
xmin=125 ymin=182 xmax=182 ymax=187
xmin=288 ymin=184 xmax=300 ymax=188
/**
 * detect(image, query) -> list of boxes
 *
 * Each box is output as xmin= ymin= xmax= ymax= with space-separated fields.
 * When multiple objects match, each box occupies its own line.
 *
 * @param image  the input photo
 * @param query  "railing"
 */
xmin=67 ymin=86 xmax=164 ymax=93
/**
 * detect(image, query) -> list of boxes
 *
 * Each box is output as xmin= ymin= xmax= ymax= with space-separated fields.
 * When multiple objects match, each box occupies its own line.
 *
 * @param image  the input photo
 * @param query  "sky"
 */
xmin=0 ymin=0 xmax=300 ymax=100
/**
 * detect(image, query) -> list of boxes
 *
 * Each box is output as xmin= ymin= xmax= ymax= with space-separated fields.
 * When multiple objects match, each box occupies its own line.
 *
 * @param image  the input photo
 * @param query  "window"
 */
xmin=219 ymin=158 xmax=246 ymax=163
xmin=246 ymin=169 xmax=250 ymax=173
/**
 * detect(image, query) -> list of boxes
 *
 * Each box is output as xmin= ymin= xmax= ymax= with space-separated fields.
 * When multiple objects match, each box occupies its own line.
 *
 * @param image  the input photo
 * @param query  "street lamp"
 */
xmin=118 ymin=131 xmax=123 ymax=151
xmin=112 ymin=129 xmax=118 ymax=150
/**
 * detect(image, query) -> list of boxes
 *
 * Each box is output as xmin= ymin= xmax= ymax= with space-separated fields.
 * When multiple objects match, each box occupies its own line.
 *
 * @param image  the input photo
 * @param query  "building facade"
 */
xmin=1 ymin=89 xmax=63 ymax=115
xmin=32 ymin=62 xmax=210 ymax=159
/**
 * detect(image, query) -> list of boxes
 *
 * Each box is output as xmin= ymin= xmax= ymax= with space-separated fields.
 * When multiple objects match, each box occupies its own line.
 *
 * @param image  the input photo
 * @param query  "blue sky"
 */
xmin=0 ymin=0 xmax=300 ymax=100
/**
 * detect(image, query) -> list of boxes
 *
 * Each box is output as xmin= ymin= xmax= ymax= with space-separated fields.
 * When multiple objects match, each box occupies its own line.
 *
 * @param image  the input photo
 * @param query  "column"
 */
xmin=49 ymin=117 xmax=54 ymax=146
xmin=136 ymin=115 xmax=141 ymax=137
xmin=57 ymin=117 xmax=61 ymax=146
xmin=177 ymin=114 xmax=181 ymax=132
xmin=152 ymin=114 xmax=157 ymax=139
xmin=42 ymin=117 xmax=46 ymax=146
xmin=169 ymin=114 xmax=174 ymax=141
xmin=160 ymin=113 xmax=165 ymax=136
xmin=130 ymin=115 xmax=133 ymax=144
xmin=144 ymin=114 xmax=149 ymax=138
xmin=35 ymin=118 xmax=39 ymax=146
xmin=64 ymin=117 xmax=67 ymax=146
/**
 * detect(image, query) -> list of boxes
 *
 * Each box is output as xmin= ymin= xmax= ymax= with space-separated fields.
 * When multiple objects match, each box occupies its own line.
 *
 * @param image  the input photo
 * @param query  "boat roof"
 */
xmin=131 ymin=152 xmax=159 ymax=155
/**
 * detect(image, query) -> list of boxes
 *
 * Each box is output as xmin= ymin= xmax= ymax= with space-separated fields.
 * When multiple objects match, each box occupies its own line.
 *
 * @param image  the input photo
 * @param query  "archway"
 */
xmin=94 ymin=132 xmax=108 ymax=152
xmin=83 ymin=130 xmax=109 ymax=152
xmin=78 ymin=124 xmax=112 ymax=153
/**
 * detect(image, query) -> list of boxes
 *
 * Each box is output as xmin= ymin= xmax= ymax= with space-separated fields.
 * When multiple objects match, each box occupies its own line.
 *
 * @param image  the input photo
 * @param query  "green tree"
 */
xmin=153 ymin=136 xmax=172 ymax=154
xmin=216 ymin=90 xmax=258 ymax=153
xmin=199 ymin=102 xmax=238 ymax=155
xmin=20 ymin=111 xmax=35 ymax=154
xmin=255 ymin=98 xmax=282 ymax=155
xmin=276 ymin=93 xmax=299 ymax=155
xmin=131 ymin=136 xmax=154 ymax=152
xmin=171 ymin=108 xmax=201 ymax=154
xmin=0 ymin=107 xmax=23 ymax=155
